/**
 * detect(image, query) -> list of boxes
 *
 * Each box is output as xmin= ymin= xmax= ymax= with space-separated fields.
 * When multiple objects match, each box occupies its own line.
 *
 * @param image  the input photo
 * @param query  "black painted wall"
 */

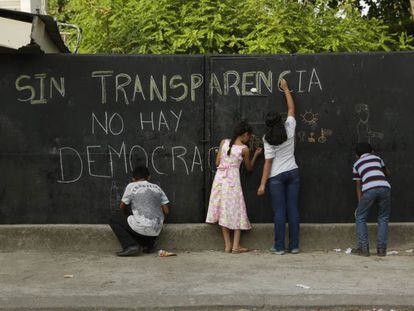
xmin=1 ymin=53 xmax=413 ymax=224
xmin=0 ymin=55 xmax=205 ymax=223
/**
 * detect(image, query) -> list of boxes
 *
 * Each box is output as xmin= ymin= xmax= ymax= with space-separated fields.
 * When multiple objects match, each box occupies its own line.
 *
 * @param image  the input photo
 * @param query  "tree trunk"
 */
xmin=410 ymin=0 xmax=414 ymax=22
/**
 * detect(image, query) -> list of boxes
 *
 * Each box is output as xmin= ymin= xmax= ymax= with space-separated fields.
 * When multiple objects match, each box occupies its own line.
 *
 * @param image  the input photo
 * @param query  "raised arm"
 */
xmin=242 ymin=147 xmax=262 ymax=172
xmin=280 ymin=79 xmax=295 ymax=117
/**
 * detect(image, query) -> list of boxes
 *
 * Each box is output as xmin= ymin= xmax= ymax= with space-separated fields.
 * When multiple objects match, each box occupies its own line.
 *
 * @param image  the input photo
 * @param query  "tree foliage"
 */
xmin=364 ymin=0 xmax=414 ymax=35
xmin=302 ymin=0 xmax=414 ymax=35
xmin=48 ymin=0 xmax=414 ymax=54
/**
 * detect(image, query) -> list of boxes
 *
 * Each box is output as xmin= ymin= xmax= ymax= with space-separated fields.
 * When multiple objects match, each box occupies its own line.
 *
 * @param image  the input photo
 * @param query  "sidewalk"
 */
xmin=1 ymin=250 xmax=413 ymax=310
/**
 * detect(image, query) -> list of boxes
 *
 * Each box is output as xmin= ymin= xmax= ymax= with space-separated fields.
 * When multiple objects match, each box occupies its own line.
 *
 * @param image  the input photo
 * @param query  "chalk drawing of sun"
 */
xmin=300 ymin=110 xmax=319 ymax=126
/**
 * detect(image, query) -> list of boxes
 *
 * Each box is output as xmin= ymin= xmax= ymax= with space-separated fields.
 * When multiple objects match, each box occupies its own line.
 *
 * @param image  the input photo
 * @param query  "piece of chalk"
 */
xmin=250 ymin=87 xmax=258 ymax=93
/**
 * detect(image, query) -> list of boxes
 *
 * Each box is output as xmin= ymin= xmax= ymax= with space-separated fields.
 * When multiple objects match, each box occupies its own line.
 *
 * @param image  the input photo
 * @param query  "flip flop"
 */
xmin=232 ymin=247 xmax=249 ymax=254
xmin=158 ymin=250 xmax=177 ymax=257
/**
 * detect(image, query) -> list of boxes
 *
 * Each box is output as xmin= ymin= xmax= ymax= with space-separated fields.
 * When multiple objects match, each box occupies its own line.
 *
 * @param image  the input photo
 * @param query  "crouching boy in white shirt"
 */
xmin=109 ymin=166 xmax=169 ymax=256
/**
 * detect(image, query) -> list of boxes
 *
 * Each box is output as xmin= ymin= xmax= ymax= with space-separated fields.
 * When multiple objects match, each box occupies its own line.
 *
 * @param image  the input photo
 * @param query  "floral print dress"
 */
xmin=205 ymin=139 xmax=251 ymax=230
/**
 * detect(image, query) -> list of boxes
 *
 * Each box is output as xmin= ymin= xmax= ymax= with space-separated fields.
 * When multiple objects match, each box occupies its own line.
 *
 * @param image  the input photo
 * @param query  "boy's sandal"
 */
xmin=232 ymin=247 xmax=249 ymax=254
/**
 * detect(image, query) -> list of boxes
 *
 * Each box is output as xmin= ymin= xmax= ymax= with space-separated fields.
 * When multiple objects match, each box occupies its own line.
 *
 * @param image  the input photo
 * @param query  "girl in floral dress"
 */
xmin=206 ymin=121 xmax=262 ymax=253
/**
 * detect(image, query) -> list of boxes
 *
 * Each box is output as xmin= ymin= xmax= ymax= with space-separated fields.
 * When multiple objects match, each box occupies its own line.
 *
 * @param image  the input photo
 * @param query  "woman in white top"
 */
xmin=257 ymin=79 xmax=300 ymax=255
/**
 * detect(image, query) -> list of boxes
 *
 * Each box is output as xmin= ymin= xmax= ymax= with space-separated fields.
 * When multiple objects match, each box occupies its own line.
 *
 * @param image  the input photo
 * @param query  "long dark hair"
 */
xmin=264 ymin=112 xmax=287 ymax=146
xmin=227 ymin=120 xmax=253 ymax=156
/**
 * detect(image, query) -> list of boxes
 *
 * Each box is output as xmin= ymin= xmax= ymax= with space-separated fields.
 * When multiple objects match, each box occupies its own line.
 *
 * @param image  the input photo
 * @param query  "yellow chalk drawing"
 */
xmin=297 ymin=131 xmax=306 ymax=142
xmin=308 ymin=132 xmax=316 ymax=143
xmin=318 ymin=128 xmax=333 ymax=144
xmin=300 ymin=110 xmax=319 ymax=127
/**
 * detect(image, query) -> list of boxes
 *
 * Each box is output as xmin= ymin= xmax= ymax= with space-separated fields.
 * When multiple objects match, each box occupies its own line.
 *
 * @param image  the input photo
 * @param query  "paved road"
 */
xmin=0 ymin=250 xmax=413 ymax=310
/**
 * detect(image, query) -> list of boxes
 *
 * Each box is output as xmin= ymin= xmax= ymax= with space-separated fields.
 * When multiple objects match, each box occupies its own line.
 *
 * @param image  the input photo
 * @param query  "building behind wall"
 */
xmin=0 ymin=0 xmax=47 ymax=14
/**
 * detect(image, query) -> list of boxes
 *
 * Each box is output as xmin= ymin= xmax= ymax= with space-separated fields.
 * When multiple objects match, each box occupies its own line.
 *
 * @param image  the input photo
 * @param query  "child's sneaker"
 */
xmin=290 ymin=248 xmax=300 ymax=254
xmin=143 ymin=241 xmax=157 ymax=254
xmin=116 ymin=245 xmax=141 ymax=257
xmin=351 ymin=247 xmax=370 ymax=257
xmin=269 ymin=247 xmax=285 ymax=255
xmin=377 ymin=248 xmax=387 ymax=257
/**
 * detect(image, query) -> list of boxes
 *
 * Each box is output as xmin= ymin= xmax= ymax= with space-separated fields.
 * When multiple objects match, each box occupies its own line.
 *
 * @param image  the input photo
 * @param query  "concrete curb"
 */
xmin=0 ymin=223 xmax=413 ymax=252
xmin=1 ymin=293 xmax=414 ymax=310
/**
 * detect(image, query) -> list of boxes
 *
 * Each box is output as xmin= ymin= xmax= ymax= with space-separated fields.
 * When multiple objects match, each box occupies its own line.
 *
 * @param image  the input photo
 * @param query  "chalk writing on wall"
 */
xmin=209 ymin=68 xmax=322 ymax=96
xmin=57 ymin=143 xmax=204 ymax=183
xmin=15 ymin=73 xmax=65 ymax=104
xmin=13 ymin=67 xmax=325 ymax=183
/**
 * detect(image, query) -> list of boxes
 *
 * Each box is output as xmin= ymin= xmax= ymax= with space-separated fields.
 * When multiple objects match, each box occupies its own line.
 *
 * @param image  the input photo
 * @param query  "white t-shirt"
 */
xmin=121 ymin=181 xmax=169 ymax=236
xmin=263 ymin=116 xmax=298 ymax=178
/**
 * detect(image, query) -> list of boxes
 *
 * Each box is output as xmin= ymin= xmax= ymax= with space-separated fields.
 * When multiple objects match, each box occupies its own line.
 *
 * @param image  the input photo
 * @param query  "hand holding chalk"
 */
xmin=279 ymin=79 xmax=289 ymax=91
xmin=254 ymin=147 xmax=263 ymax=157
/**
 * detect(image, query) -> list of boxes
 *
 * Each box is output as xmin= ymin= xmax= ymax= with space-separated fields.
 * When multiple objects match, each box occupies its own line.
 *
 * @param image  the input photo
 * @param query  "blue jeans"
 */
xmin=355 ymin=187 xmax=391 ymax=250
xmin=267 ymin=168 xmax=300 ymax=251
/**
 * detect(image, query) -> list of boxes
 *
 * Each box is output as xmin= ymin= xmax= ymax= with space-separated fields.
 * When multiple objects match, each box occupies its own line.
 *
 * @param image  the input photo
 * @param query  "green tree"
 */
xmin=304 ymin=0 xmax=414 ymax=35
xmin=49 ymin=0 xmax=414 ymax=54
xmin=364 ymin=0 xmax=414 ymax=35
